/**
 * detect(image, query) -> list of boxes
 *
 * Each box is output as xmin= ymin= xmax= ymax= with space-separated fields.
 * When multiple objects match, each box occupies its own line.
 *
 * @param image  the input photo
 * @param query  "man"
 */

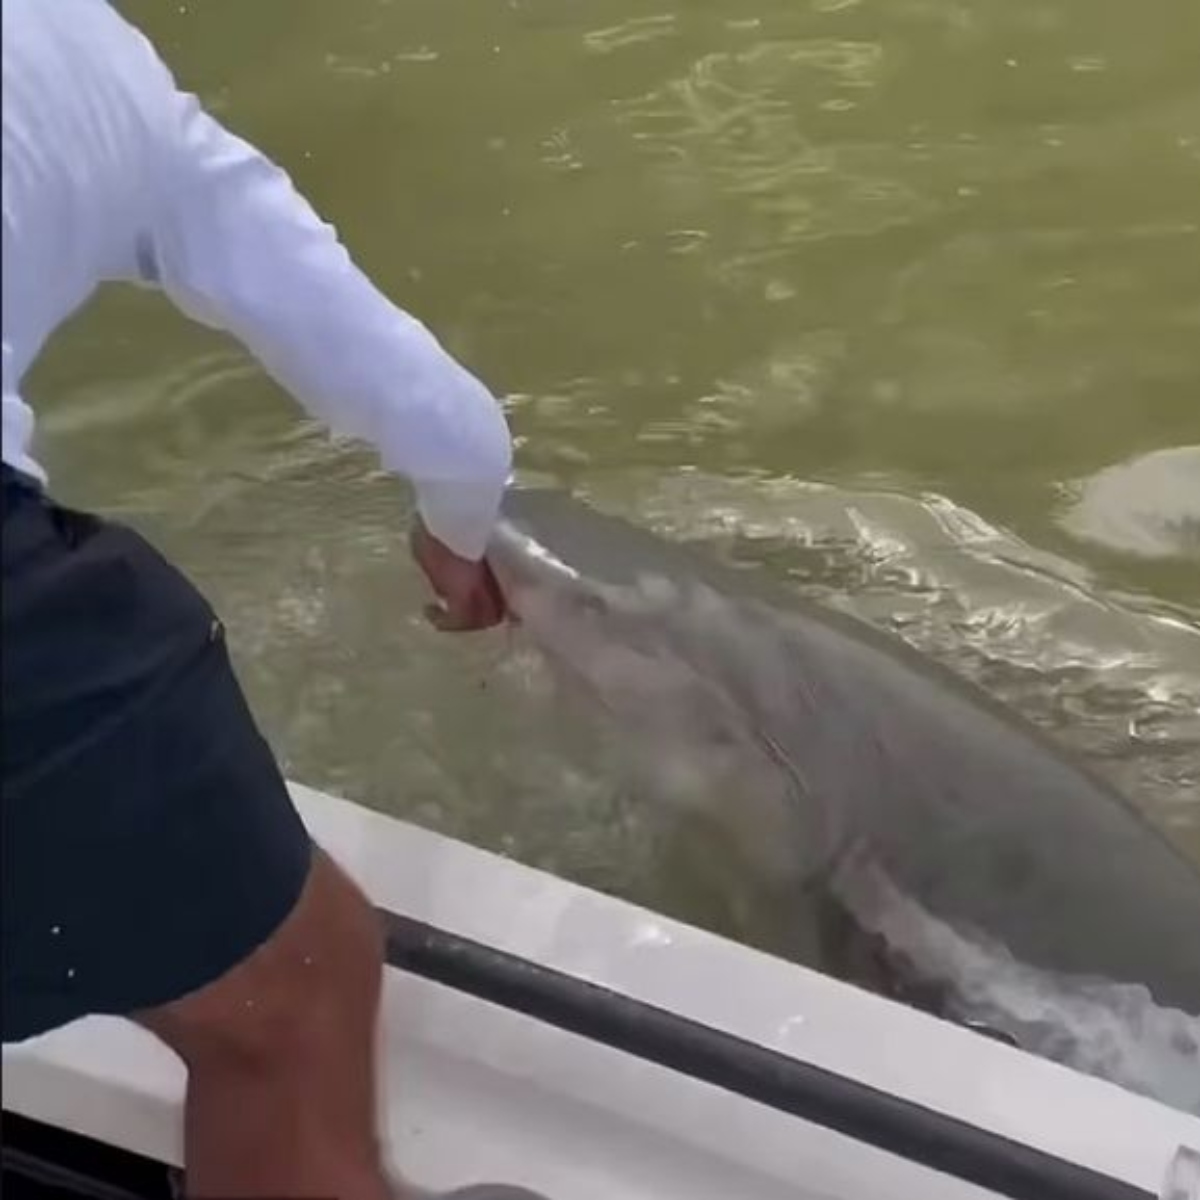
xmin=3 ymin=1 xmax=518 ymax=1197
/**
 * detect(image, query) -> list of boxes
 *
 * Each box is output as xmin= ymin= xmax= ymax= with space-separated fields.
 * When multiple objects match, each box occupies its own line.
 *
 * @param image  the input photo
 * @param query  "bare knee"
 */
xmin=137 ymin=847 xmax=383 ymax=1072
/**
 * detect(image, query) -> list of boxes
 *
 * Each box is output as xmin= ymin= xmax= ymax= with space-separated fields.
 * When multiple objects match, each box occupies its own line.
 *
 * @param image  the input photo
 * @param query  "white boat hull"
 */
xmin=4 ymin=782 xmax=1197 ymax=1199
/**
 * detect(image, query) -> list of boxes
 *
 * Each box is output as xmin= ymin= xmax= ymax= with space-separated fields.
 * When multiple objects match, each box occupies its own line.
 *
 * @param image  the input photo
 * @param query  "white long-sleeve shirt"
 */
xmin=2 ymin=0 xmax=512 ymax=560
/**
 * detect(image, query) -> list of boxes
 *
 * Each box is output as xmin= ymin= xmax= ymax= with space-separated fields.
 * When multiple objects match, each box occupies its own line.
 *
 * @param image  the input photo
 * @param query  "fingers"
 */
xmin=423 ymin=584 xmax=506 ymax=633
xmin=424 ymin=601 xmax=473 ymax=633
xmin=410 ymin=519 xmax=509 ymax=633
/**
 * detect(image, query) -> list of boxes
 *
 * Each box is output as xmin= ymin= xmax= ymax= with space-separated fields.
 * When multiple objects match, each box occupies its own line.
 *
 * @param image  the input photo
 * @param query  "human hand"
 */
xmin=410 ymin=518 xmax=507 ymax=632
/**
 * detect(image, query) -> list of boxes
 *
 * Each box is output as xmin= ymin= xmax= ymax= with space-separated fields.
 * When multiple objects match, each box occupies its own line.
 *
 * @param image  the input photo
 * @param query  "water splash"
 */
xmin=841 ymin=863 xmax=1200 ymax=1114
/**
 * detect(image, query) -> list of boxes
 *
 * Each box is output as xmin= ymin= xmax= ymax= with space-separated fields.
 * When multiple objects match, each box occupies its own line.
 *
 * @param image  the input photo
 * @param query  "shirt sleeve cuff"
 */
xmin=415 ymin=475 xmax=511 ymax=562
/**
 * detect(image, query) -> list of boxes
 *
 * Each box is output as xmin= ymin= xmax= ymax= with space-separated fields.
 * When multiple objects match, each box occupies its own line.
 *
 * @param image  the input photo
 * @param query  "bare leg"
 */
xmin=137 ymin=848 xmax=394 ymax=1200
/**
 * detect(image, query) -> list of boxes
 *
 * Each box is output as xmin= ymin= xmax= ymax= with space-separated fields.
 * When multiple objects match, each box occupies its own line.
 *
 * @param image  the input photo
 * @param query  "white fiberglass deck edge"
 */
xmin=3 ymin=781 xmax=1197 ymax=1198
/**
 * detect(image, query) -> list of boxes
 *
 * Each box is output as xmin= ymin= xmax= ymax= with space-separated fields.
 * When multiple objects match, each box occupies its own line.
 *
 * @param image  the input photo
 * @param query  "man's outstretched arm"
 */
xmin=146 ymin=90 xmax=512 ymax=566
xmin=80 ymin=2 xmax=513 ymax=580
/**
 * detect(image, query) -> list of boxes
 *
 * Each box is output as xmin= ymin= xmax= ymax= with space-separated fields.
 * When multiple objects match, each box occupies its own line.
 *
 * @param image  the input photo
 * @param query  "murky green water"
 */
xmin=27 ymin=0 xmax=1200 ymax=936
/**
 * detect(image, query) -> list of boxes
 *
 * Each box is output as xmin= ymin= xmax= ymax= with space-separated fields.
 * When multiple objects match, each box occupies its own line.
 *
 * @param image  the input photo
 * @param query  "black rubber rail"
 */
xmin=381 ymin=909 xmax=1156 ymax=1200
xmin=2 ymin=1144 xmax=158 ymax=1200
xmin=2 ymin=1111 xmax=178 ymax=1200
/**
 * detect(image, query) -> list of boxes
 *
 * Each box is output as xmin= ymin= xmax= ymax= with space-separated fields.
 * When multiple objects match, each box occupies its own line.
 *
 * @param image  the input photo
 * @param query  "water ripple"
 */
xmin=584 ymin=14 xmax=678 ymax=55
xmin=580 ymin=470 xmax=1200 ymax=851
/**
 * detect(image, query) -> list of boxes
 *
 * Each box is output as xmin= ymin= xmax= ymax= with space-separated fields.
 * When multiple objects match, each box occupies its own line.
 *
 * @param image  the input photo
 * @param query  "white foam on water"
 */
xmin=840 ymin=865 xmax=1200 ymax=1116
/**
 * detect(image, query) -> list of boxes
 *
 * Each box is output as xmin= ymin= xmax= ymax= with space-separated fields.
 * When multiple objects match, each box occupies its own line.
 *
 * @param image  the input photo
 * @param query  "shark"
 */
xmin=486 ymin=487 xmax=1200 ymax=1112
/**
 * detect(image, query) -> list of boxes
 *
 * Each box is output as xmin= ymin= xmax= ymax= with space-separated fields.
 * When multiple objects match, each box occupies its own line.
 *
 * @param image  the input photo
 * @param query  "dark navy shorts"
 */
xmin=1 ymin=467 xmax=312 ymax=1042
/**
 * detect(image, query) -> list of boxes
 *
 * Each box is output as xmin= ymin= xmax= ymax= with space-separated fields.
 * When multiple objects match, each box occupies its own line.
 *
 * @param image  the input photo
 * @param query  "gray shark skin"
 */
xmin=487 ymin=487 xmax=1200 ymax=1023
